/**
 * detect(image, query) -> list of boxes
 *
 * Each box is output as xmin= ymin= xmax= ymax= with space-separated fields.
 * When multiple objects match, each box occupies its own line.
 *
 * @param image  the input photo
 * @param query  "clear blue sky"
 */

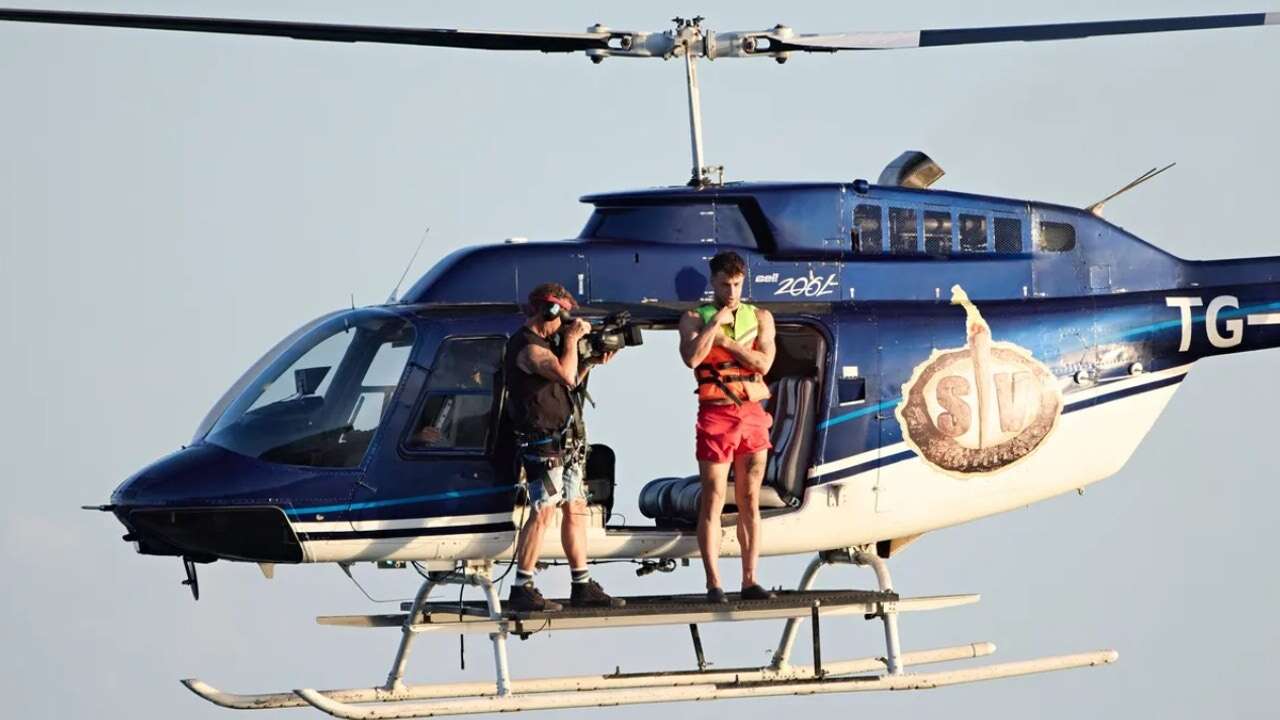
xmin=2 ymin=1 xmax=1278 ymax=718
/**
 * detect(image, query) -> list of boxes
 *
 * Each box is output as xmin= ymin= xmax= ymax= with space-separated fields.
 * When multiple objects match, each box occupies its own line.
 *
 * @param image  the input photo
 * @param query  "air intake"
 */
xmin=878 ymin=151 xmax=945 ymax=189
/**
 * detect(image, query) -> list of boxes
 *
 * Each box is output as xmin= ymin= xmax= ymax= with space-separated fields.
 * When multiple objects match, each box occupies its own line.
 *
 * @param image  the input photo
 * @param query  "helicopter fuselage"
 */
xmin=109 ymin=181 xmax=1280 ymax=568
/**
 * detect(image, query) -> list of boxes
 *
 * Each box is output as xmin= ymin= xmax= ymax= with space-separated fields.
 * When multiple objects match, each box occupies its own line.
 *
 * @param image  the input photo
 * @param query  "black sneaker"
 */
xmin=706 ymin=587 xmax=728 ymax=604
xmin=740 ymin=584 xmax=777 ymax=601
xmin=570 ymin=579 xmax=625 ymax=608
xmin=507 ymin=582 xmax=562 ymax=613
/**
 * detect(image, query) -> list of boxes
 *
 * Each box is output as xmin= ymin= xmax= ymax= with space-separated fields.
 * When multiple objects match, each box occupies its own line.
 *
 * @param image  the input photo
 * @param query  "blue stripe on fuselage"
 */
xmin=817 ymin=399 xmax=896 ymax=430
xmin=284 ymin=484 xmax=515 ymax=517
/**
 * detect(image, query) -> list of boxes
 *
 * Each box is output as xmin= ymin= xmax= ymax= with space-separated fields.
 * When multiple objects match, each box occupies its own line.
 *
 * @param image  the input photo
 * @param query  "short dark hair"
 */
xmin=526 ymin=282 xmax=576 ymax=317
xmin=709 ymin=251 xmax=747 ymax=278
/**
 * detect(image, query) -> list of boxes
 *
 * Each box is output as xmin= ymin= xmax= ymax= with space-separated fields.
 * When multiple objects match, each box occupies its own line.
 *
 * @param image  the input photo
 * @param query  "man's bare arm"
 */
xmin=517 ymin=343 xmax=578 ymax=387
xmin=679 ymin=311 xmax=720 ymax=368
xmin=716 ymin=308 xmax=776 ymax=374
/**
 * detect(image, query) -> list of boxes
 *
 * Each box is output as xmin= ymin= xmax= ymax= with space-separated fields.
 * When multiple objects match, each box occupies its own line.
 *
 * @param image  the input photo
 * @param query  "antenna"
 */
xmin=386 ymin=227 xmax=431 ymax=304
xmin=1086 ymin=163 xmax=1176 ymax=216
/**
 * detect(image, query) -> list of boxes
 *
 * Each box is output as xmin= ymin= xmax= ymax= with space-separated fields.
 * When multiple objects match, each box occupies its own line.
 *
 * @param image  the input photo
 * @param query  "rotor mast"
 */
xmin=683 ymin=44 xmax=706 ymax=186
xmin=674 ymin=17 xmax=716 ymax=187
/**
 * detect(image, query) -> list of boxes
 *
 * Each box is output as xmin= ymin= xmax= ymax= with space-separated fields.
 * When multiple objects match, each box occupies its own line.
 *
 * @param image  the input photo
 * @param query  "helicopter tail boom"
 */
xmin=1155 ymin=257 xmax=1280 ymax=357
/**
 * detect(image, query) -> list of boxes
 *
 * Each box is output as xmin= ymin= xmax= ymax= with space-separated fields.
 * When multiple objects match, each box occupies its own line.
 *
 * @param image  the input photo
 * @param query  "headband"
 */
xmin=542 ymin=295 xmax=575 ymax=312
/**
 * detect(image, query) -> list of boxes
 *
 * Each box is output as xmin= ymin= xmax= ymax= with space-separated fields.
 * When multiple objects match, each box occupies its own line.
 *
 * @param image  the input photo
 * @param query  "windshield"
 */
xmin=204 ymin=311 xmax=417 ymax=468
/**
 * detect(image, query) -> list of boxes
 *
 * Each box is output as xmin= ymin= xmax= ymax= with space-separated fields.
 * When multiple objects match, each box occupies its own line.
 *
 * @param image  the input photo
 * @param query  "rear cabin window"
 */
xmin=853 ymin=204 xmax=883 ymax=253
xmin=889 ymin=207 xmax=918 ymax=253
xmin=994 ymin=217 xmax=1023 ymax=254
xmin=923 ymin=210 xmax=952 ymax=255
xmin=580 ymin=205 xmax=754 ymax=247
xmin=581 ymin=205 xmax=713 ymax=244
xmin=1038 ymin=221 xmax=1077 ymax=252
xmin=959 ymin=214 xmax=988 ymax=253
xmin=407 ymin=336 xmax=506 ymax=452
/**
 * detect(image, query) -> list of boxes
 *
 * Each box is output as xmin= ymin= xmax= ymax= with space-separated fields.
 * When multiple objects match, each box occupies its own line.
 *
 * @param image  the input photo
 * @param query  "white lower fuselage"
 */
xmin=294 ymin=363 xmax=1188 ymax=565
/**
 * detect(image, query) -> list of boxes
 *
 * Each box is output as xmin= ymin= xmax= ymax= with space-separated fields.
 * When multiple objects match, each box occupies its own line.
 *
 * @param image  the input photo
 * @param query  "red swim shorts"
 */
xmin=695 ymin=401 xmax=773 ymax=464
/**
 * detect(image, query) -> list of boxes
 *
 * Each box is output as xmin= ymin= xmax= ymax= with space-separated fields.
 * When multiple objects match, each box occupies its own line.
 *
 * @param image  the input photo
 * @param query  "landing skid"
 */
xmin=183 ymin=550 xmax=1117 ymax=717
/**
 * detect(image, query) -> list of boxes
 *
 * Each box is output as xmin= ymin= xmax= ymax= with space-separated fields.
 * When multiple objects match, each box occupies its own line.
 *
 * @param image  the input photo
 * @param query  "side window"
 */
xmin=853 ymin=204 xmax=883 ymax=254
xmin=923 ymin=210 xmax=952 ymax=255
xmin=889 ymin=207 xmax=918 ymax=254
xmin=407 ymin=336 xmax=506 ymax=452
xmin=1037 ymin=221 xmax=1077 ymax=252
xmin=994 ymin=217 xmax=1023 ymax=254
xmin=959 ymin=214 xmax=988 ymax=253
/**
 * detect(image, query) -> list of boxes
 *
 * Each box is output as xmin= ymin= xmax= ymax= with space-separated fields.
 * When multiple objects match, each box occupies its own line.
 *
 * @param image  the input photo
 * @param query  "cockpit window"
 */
xmin=1037 ymin=221 xmax=1077 ymax=252
xmin=204 ymin=312 xmax=416 ymax=468
xmin=406 ymin=336 xmax=506 ymax=452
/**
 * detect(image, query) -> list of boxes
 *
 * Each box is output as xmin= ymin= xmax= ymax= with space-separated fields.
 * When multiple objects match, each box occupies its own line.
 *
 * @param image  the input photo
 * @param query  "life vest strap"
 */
xmin=694 ymin=363 xmax=763 ymax=406
xmin=696 ymin=374 xmax=762 ymax=385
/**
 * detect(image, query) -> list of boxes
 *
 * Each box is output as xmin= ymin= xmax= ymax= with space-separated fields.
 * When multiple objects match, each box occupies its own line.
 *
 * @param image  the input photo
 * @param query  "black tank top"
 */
xmin=504 ymin=326 xmax=572 ymax=434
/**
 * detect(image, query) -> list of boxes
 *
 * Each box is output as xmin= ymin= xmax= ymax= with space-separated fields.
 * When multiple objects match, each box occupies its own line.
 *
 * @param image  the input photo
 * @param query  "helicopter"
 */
xmin=5 ymin=4 xmax=1280 ymax=719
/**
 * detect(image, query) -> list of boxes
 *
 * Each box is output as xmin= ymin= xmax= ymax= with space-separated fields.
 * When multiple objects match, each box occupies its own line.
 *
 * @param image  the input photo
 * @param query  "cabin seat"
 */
xmin=639 ymin=376 xmax=815 ymax=526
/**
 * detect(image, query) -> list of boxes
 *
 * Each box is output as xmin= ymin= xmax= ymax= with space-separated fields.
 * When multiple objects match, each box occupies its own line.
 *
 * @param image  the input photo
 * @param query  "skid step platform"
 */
xmin=317 ymin=589 xmax=978 ymax=634
xmin=185 ymin=550 xmax=1118 ymax=718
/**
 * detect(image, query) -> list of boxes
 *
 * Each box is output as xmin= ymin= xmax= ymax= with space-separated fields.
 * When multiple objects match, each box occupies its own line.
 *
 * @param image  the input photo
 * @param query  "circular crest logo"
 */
xmin=896 ymin=286 xmax=1063 ymax=478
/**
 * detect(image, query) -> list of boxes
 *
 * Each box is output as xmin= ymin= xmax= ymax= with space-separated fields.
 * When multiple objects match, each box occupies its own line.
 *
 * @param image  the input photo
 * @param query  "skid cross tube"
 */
xmin=769 ymin=549 xmax=903 ymax=674
xmin=384 ymin=564 xmax=513 ymax=697
xmin=854 ymin=550 xmax=904 ymax=675
xmin=770 ymin=555 xmax=826 ymax=669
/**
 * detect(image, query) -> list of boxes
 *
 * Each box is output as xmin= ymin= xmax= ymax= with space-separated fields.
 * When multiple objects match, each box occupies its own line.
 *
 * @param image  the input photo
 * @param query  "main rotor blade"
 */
xmin=0 ymin=9 xmax=614 ymax=52
xmin=773 ymin=12 xmax=1278 ymax=52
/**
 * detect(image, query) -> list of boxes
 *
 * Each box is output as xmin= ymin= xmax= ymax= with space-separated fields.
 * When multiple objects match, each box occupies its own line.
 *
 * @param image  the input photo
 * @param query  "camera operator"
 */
xmin=504 ymin=282 xmax=623 ymax=612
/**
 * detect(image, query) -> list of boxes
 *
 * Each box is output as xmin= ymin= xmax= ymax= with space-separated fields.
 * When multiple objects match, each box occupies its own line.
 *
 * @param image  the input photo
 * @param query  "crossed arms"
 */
xmin=678 ymin=307 xmax=776 ymax=374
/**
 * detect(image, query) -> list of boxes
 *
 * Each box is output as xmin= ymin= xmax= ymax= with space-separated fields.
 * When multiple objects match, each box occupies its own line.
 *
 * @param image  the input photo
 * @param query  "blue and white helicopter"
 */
xmin=7 ymin=7 xmax=1279 ymax=718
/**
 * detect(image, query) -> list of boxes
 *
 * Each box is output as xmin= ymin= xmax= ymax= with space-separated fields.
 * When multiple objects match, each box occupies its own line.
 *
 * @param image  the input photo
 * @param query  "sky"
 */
xmin=1 ymin=1 xmax=1278 ymax=718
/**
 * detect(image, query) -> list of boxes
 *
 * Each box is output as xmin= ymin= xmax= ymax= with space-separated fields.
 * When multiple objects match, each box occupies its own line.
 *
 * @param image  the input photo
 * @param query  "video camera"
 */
xmin=576 ymin=311 xmax=644 ymax=364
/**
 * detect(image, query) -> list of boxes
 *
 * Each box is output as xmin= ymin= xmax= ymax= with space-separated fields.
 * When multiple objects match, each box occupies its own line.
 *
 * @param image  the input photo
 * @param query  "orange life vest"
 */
xmin=694 ymin=303 xmax=771 ymax=405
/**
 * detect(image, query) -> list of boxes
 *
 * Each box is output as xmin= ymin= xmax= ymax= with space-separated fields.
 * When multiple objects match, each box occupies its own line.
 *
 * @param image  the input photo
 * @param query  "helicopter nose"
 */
xmin=112 ymin=444 xmax=234 ymax=505
xmin=111 ymin=445 xmax=303 ymax=563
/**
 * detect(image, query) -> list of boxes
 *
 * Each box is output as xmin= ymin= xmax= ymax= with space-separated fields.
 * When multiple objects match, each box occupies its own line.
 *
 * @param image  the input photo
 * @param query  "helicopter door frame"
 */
xmin=340 ymin=320 xmax=437 ymax=534
xmin=396 ymin=333 xmax=511 ymax=459
xmin=804 ymin=309 xmax=879 ymax=513
xmin=874 ymin=304 xmax=932 ymax=514
xmin=344 ymin=319 xmax=522 ymax=536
